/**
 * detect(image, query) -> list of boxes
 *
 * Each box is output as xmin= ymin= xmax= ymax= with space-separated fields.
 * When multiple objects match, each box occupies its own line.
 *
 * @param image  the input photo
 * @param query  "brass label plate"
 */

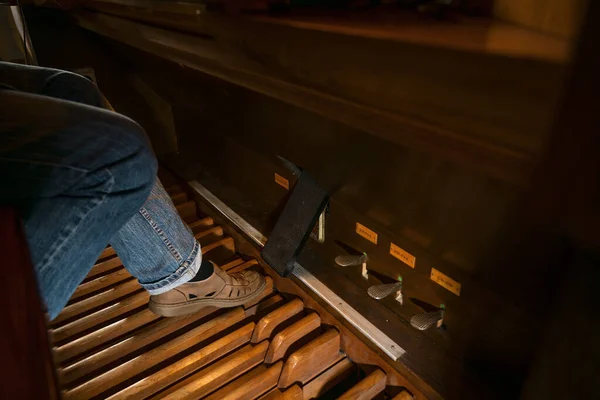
xmin=356 ymin=222 xmax=378 ymax=244
xmin=430 ymin=268 xmax=461 ymax=296
xmin=390 ymin=243 xmax=416 ymax=268
xmin=274 ymin=173 xmax=289 ymax=190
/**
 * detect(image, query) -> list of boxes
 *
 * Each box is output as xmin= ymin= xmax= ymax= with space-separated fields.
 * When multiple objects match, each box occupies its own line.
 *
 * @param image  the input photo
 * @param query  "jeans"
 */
xmin=0 ymin=62 xmax=201 ymax=319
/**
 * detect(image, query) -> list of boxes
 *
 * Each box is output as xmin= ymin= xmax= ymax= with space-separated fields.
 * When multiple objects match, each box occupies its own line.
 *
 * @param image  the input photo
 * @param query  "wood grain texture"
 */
xmin=0 ymin=208 xmax=59 ymax=400
xmin=265 ymin=313 xmax=321 ymax=364
xmin=338 ymin=369 xmax=386 ymax=400
xmin=165 ymin=184 xmax=182 ymax=195
xmin=391 ymin=390 xmax=414 ymax=400
xmin=52 ymin=279 xmax=141 ymax=327
xmin=175 ymin=200 xmax=197 ymax=221
xmin=72 ymin=9 xmax=566 ymax=184
xmin=222 ymin=258 xmax=245 ymax=271
xmin=213 ymin=225 xmax=432 ymax=399
xmin=229 ymin=259 xmax=259 ymax=273
xmin=244 ymin=275 xmax=274 ymax=309
xmin=161 ymin=342 xmax=270 ymax=400
xmin=278 ymin=329 xmax=342 ymax=389
xmin=204 ymin=361 xmax=283 ymax=400
xmin=70 ymin=268 xmax=132 ymax=301
xmin=85 ymin=256 xmax=122 ymax=280
xmin=259 ymin=385 xmax=303 ymax=400
xmin=494 ymin=0 xmax=584 ymax=37
xmin=202 ymin=237 xmax=235 ymax=254
xmin=302 ymin=358 xmax=354 ymax=400
xmin=188 ymin=216 xmax=214 ymax=231
xmin=60 ymin=306 xmax=233 ymax=386
xmin=245 ymin=294 xmax=285 ymax=318
xmin=99 ymin=246 xmax=116 ymax=260
xmin=194 ymin=225 xmax=224 ymax=240
xmin=55 ymin=308 xmax=158 ymax=364
xmin=63 ymin=307 xmax=246 ymax=399
xmin=52 ymin=290 xmax=149 ymax=343
xmin=170 ymin=191 xmax=188 ymax=205
xmin=251 ymin=298 xmax=304 ymax=343
xmin=108 ymin=323 xmax=255 ymax=400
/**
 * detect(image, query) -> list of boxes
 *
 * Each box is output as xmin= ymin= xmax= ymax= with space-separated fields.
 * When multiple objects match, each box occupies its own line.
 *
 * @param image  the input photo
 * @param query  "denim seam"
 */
xmin=142 ymin=241 xmax=201 ymax=294
xmin=138 ymin=207 xmax=183 ymax=263
xmin=37 ymin=168 xmax=113 ymax=274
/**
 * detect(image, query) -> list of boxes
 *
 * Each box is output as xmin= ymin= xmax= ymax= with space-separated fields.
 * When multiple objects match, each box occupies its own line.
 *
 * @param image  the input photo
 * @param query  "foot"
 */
xmin=148 ymin=262 xmax=266 ymax=317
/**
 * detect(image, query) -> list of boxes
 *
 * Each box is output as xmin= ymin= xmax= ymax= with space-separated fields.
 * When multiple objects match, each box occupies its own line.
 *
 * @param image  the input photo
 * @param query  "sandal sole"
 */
xmin=148 ymin=278 xmax=267 ymax=317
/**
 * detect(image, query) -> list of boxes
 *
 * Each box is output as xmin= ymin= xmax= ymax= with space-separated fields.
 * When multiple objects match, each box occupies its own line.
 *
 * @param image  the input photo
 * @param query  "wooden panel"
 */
xmin=229 ymin=259 xmax=259 ymax=273
xmin=176 ymin=200 xmax=197 ymax=221
xmin=55 ymin=308 xmax=158 ymax=364
xmin=302 ymin=358 xmax=354 ymax=400
xmin=63 ymin=308 xmax=246 ymax=399
xmin=204 ymin=362 xmax=284 ymax=400
xmin=70 ymin=268 xmax=132 ymax=301
xmin=265 ymin=313 xmax=321 ymax=364
xmin=72 ymin=9 xmax=567 ymax=184
xmin=52 ymin=279 xmax=141 ymax=327
xmin=252 ymin=298 xmax=304 ymax=343
xmin=52 ymin=291 xmax=149 ymax=343
xmin=107 ymin=323 xmax=255 ymax=400
xmin=161 ymin=342 xmax=270 ymax=399
xmin=392 ymin=390 xmax=414 ymax=400
xmin=60 ymin=306 xmax=233 ymax=386
xmin=278 ymin=329 xmax=342 ymax=388
xmin=85 ymin=256 xmax=122 ymax=280
xmin=0 ymin=208 xmax=59 ymax=400
xmin=494 ymin=0 xmax=584 ymax=37
xmin=338 ymin=369 xmax=387 ymax=400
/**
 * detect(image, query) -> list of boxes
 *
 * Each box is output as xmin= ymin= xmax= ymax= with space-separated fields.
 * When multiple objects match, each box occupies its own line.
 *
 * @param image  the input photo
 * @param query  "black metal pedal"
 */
xmin=261 ymin=171 xmax=329 ymax=277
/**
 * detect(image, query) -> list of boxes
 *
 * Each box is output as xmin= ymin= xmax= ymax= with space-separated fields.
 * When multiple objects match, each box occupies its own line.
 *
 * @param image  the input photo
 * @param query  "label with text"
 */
xmin=430 ymin=268 xmax=461 ymax=296
xmin=390 ymin=243 xmax=416 ymax=268
xmin=274 ymin=173 xmax=289 ymax=190
xmin=355 ymin=222 xmax=378 ymax=244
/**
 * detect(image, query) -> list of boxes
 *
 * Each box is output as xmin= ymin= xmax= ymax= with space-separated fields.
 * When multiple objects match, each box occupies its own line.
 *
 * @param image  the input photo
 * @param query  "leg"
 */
xmin=1 ymin=62 xmax=265 ymax=319
xmin=0 ymin=88 xmax=157 ymax=319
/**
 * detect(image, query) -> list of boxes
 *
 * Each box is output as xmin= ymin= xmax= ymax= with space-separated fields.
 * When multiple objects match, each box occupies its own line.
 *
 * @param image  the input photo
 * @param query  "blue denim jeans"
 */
xmin=0 ymin=62 xmax=201 ymax=319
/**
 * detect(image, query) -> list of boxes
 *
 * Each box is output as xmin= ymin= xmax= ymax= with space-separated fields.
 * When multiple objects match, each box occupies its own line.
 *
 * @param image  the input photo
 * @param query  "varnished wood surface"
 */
xmin=69 ymin=8 xmax=567 ymax=184
xmin=392 ymin=390 xmax=415 ymax=400
xmin=302 ymin=357 xmax=355 ymax=399
xmin=0 ymin=209 xmax=59 ymax=400
xmin=204 ymin=362 xmax=284 ymax=400
xmin=160 ymin=342 xmax=270 ymax=399
xmin=278 ymin=329 xmax=343 ymax=388
xmin=265 ymin=313 xmax=321 ymax=364
xmin=251 ymin=10 xmax=569 ymax=62
xmin=203 ymin=204 xmax=434 ymax=399
xmin=109 ymin=323 xmax=256 ymax=399
xmin=252 ymin=298 xmax=304 ymax=343
xmin=338 ymin=369 xmax=387 ymax=399
xmin=47 ymin=187 xmax=394 ymax=400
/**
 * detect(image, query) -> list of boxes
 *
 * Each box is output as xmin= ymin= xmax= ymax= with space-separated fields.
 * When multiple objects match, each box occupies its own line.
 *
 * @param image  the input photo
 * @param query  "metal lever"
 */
xmin=410 ymin=308 xmax=444 ymax=331
xmin=335 ymin=253 xmax=368 ymax=279
xmin=367 ymin=281 xmax=403 ymax=304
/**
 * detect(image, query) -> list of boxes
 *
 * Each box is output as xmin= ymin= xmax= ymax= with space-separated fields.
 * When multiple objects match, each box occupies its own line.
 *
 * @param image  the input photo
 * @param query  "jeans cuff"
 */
xmin=141 ymin=241 xmax=201 ymax=295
